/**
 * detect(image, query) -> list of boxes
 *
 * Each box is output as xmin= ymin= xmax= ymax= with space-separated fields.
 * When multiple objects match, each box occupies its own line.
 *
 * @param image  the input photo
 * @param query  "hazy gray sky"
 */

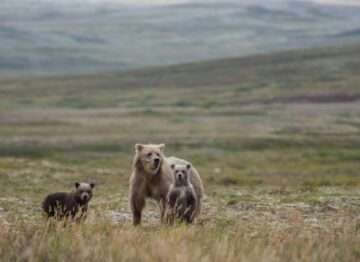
xmin=9 ymin=0 xmax=360 ymax=6
xmin=312 ymin=0 xmax=360 ymax=5
xmin=83 ymin=0 xmax=360 ymax=5
xmin=18 ymin=0 xmax=190 ymax=4
xmin=71 ymin=0 xmax=188 ymax=4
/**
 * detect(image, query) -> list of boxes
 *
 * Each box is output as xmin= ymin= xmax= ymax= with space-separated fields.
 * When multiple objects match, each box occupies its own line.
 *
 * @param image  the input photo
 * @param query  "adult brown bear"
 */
xmin=129 ymin=144 xmax=203 ymax=225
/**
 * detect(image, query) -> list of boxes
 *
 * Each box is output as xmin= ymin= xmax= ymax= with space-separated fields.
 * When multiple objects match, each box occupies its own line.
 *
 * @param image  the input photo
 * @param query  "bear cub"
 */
xmin=42 ymin=182 xmax=95 ymax=221
xmin=166 ymin=164 xmax=197 ymax=224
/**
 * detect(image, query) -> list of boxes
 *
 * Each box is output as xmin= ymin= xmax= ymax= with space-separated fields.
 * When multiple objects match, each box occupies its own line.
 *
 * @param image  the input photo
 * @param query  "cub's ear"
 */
xmin=158 ymin=144 xmax=165 ymax=152
xmin=90 ymin=183 xmax=95 ymax=188
xmin=186 ymin=164 xmax=191 ymax=170
xmin=75 ymin=182 xmax=80 ymax=189
xmin=135 ymin=143 xmax=144 ymax=152
xmin=170 ymin=164 xmax=175 ymax=170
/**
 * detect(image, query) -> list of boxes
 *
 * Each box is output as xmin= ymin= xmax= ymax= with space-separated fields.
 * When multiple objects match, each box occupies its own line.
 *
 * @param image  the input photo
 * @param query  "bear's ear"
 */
xmin=186 ymin=164 xmax=191 ymax=170
xmin=75 ymin=182 xmax=80 ymax=189
xmin=158 ymin=144 xmax=165 ymax=152
xmin=90 ymin=183 xmax=95 ymax=188
xmin=135 ymin=143 xmax=144 ymax=152
xmin=170 ymin=164 xmax=175 ymax=170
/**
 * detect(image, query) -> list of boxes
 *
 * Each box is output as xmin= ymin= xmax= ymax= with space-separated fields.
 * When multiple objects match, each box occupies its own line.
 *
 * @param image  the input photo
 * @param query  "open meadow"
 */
xmin=0 ymin=44 xmax=360 ymax=261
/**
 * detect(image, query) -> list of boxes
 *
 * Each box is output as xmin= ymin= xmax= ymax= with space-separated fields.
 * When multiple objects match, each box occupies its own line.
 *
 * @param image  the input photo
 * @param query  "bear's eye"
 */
xmin=147 ymin=153 xmax=152 ymax=157
xmin=156 ymin=153 xmax=160 ymax=157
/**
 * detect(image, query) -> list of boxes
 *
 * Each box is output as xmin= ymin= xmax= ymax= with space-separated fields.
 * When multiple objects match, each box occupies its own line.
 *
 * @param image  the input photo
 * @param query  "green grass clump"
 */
xmin=220 ymin=175 xmax=263 ymax=186
xmin=304 ymin=176 xmax=360 ymax=187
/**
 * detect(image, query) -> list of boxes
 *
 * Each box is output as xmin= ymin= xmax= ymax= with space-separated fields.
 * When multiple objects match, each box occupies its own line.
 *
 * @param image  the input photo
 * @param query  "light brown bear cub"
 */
xmin=42 ymin=182 xmax=95 ymax=221
xmin=166 ymin=163 xmax=197 ymax=224
xmin=129 ymin=143 xmax=203 ymax=225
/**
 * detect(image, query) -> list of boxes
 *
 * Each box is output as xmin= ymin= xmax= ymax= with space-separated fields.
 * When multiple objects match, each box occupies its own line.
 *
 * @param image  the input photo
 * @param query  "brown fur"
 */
xmin=42 ymin=182 xmax=95 ymax=221
xmin=165 ymin=163 xmax=197 ymax=224
xmin=129 ymin=143 xmax=204 ymax=225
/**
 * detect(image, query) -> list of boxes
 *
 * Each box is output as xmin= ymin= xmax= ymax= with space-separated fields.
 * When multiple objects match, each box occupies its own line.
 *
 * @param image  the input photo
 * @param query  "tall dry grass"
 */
xmin=1 ymin=211 xmax=359 ymax=262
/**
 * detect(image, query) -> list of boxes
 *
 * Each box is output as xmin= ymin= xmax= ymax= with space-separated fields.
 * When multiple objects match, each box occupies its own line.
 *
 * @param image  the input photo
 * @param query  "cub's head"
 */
xmin=133 ymin=144 xmax=164 ymax=175
xmin=73 ymin=182 xmax=95 ymax=204
xmin=170 ymin=163 xmax=191 ymax=186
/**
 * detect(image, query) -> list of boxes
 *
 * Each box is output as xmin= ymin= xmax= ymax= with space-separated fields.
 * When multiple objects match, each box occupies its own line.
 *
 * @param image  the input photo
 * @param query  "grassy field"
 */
xmin=0 ymin=44 xmax=360 ymax=261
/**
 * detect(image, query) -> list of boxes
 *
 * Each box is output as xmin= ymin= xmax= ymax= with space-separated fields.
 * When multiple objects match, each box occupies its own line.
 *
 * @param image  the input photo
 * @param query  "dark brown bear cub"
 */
xmin=166 ymin=164 xmax=197 ymax=224
xmin=42 ymin=182 xmax=95 ymax=221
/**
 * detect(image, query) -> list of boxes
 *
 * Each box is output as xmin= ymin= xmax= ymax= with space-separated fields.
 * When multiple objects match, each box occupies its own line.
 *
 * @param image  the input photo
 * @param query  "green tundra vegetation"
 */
xmin=0 ymin=44 xmax=360 ymax=261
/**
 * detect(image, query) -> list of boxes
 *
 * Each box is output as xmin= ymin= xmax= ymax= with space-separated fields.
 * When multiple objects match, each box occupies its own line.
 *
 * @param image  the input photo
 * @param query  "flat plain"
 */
xmin=0 ymin=44 xmax=360 ymax=261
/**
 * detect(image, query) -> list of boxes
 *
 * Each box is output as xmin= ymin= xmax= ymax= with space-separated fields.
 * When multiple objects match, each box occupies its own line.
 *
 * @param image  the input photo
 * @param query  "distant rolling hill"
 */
xmin=0 ymin=43 xmax=359 ymax=111
xmin=1 ymin=0 xmax=360 ymax=78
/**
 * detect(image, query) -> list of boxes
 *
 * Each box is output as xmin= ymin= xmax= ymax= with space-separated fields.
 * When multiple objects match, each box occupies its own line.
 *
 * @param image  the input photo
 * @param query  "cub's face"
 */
xmin=74 ymin=182 xmax=95 ymax=204
xmin=171 ymin=164 xmax=191 ymax=186
xmin=135 ymin=144 xmax=164 ymax=175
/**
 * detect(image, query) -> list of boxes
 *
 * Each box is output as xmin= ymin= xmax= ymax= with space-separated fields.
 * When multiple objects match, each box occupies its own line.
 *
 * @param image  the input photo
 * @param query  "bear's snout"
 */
xmin=177 ymin=173 xmax=183 ymax=180
xmin=81 ymin=193 xmax=90 ymax=201
xmin=154 ymin=158 xmax=160 ymax=165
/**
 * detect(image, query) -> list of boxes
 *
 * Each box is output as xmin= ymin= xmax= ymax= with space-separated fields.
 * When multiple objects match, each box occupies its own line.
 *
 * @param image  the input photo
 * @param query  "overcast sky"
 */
xmin=80 ymin=0 xmax=360 ymax=5
xmin=312 ymin=0 xmax=360 ymax=5
xmin=76 ymin=0 xmax=360 ymax=5
xmin=6 ymin=0 xmax=360 ymax=6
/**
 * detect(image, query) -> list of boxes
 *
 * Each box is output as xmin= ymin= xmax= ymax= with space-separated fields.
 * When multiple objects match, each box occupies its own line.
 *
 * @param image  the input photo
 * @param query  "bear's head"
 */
xmin=133 ymin=143 xmax=165 ymax=175
xmin=73 ymin=182 xmax=95 ymax=204
xmin=170 ymin=163 xmax=191 ymax=187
